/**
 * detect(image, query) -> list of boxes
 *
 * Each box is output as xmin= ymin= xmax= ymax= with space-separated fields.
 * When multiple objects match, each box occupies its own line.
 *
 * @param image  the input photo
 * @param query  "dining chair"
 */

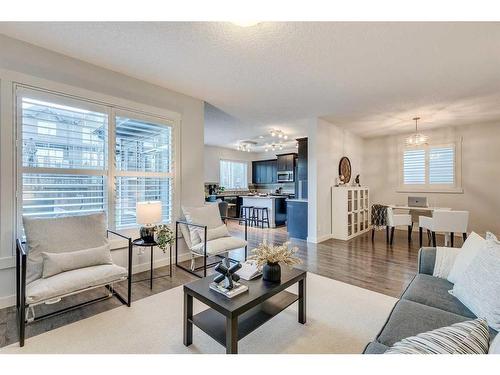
xmin=386 ymin=207 xmax=413 ymax=245
xmin=419 ymin=210 xmax=469 ymax=247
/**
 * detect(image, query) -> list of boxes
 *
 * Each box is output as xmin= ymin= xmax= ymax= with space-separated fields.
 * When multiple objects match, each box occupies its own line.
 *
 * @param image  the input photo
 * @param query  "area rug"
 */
xmin=1 ymin=272 xmax=397 ymax=354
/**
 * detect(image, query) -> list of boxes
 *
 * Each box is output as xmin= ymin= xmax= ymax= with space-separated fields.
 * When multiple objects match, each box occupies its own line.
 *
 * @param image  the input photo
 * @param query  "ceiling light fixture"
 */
xmin=405 ymin=117 xmax=429 ymax=147
xmin=231 ymin=21 xmax=261 ymax=27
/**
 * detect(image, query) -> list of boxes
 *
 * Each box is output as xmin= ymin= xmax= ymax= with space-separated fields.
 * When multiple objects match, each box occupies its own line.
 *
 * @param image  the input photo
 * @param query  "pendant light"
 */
xmin=405 ymin=117 xmax=429 ymax=147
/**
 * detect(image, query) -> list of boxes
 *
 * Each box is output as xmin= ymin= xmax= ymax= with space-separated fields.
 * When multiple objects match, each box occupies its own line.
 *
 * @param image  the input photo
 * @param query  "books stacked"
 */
xmin=209 ymin=281 xmax=249 ymax=298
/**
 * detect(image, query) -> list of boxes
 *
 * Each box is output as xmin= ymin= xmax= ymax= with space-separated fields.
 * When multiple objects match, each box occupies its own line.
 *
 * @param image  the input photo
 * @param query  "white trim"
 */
xmin=397 ymin=137 xmax=463 ymax=193
xmin=307 ymin=234 xmax=333 ymax=243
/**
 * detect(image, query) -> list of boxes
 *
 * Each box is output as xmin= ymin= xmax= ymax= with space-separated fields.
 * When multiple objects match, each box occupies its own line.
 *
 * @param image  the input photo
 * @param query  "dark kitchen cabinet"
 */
xmin=297 ymin=138 xmax=308 ymax=181
xmin=252 ymin=159 xmax=278 ymax=184
xmin=277 ymin=153 xmax=296 ymax=172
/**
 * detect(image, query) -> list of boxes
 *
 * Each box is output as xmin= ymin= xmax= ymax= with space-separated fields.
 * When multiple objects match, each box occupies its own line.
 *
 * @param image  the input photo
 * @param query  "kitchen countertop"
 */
xmin=286 ymin=198 xmax=308 ymax=203
xmin=242 ymin=195 xmax=288 ymax=199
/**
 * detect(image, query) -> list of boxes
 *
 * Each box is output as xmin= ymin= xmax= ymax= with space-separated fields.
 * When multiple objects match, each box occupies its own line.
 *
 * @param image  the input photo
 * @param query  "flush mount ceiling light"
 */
xmin=405 ymin=117 xmax=429 ymax=147
xmin=231 ymin=21 xmax=261 ymax=27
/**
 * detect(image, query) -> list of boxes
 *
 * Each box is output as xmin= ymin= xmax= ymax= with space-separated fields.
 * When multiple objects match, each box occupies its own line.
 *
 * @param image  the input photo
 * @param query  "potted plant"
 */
xmin=249 ymin=240 xmax=301 ymax=282
xmin=154 ymin=224 xmax=175 ymax=253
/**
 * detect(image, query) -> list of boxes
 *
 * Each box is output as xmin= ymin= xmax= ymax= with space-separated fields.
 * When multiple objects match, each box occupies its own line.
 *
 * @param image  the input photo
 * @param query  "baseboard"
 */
xmin=0 ymin=252 xmax=193 ymax=309
xmin=0 ymin=294 xmax=16 ymax=309
xmin=307 ymin=234 xmax=333 ymax=244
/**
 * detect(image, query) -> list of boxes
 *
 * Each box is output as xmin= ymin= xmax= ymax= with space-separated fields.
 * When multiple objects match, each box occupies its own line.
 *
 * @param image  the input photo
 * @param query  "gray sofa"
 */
xmin=363 ymin=247 xmax=498 ymax=354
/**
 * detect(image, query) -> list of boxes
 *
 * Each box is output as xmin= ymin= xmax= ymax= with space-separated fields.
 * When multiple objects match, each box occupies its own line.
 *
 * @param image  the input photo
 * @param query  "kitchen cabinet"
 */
xmin=277 ymin=153 xmax=296 ymax=172
xmin=252 ymin=159 xmax=277 ymax=184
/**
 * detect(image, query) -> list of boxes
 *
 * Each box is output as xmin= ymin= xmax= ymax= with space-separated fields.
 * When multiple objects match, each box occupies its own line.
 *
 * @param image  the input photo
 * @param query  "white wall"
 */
xmin=308 ymin=118 xmax=364 ymax=242
xmin=0 ymin=35 xmax=205 ymax=307
xmin=204 ymin=145 xmax=259 ymax=184
xmin=363 ymin=121 xmax=500 ymax=236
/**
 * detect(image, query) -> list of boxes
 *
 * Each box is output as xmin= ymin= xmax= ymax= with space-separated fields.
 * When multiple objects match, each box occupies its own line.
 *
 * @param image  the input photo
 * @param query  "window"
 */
xmin=114 ymin=115 xmax=172 ymax=228
xmin=220 ymin=160 xmax=248 ymax=189
xmin=400 ymin=143 xmax=458 ymax=192
xmin=18 ymin=88 xmax=175 ymax=229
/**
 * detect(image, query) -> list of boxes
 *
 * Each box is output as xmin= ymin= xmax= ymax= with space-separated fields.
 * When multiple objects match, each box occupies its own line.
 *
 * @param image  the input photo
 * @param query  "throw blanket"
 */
xmin=371 ymin=204 xmax=388 ymax=229
xmin=433 ymin=247 xmax=460 ymax=279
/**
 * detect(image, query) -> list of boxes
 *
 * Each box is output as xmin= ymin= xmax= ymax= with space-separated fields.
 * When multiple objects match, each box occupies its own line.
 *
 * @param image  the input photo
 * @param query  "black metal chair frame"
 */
xmin=16 ymin=229 xmax=132 ymax=347
xmin=175 ymin=216 xmax=248 ymax=278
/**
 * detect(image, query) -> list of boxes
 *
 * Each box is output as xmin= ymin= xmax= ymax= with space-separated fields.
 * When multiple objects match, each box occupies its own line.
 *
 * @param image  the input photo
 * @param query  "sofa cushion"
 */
xmin=402 ymin=274 xmax=476 ymax=318
xmin=41 ymin=244 xmax=113 ymax=278
xmin=190 ymin=237 xmax=247 ymax=256
xmin=23 ymin=213 xmax=108 ymax=283
xmin=26 ymin=264 xmax=127 ymax=304
xmin=363 ymin=341 xmax=389 ymax=354
xmin=376 ymin=299 xmax=469 ymax=347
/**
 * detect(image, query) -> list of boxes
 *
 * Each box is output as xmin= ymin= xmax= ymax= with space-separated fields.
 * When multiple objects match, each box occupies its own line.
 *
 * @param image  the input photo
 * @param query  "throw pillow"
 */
xmin=447 ymin=231 xmax=485 ymax=284
xmin=41 ymin=244 xmax=113 ymax=278
xmin=433 ymin=247 xmax=460 ymax=279
xmin=451 ymin=232 xmax=500 ymax=330
xmin=182 ymin=205 xmax=224 ymax=246
xmin=206 ymin=224 xmax=231 ymax=241
xmin=385 ymin=318 xmax=490 ymax=354
xmin=489 ymin=334 xmax=500 ymax=354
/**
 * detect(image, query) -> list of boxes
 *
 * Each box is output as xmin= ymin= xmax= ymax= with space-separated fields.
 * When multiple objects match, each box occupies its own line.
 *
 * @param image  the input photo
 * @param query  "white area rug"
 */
xmin=1 ymin=273 xmax=397 ymax=354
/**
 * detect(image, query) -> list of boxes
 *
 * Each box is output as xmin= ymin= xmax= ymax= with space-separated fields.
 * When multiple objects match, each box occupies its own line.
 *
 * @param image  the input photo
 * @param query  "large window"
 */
xmin=401 ymin=144 xmax=458 ymax=191
xmin=18 ymin=88 xmax=174 ymax=229
xmin=220 ymin=160 xmax=248 ymax=189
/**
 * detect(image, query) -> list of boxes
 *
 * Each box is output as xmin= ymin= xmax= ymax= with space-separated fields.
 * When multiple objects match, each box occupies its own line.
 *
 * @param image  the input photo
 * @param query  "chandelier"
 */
xmin=405 ymin=117 xmax=429 ymax=147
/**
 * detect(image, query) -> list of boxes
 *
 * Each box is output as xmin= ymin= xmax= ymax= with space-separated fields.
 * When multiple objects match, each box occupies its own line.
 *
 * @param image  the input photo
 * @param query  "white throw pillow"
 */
xmin=489 ymin=334 xmax=500 ymax=354
xmin=207 ymin=224 xmax=231 ymax=241
xmin=451 ymin=232 xmax=500 ymax=330
xmin=386 ymin=318 xmax=490 ymax=354
xmin=41 ymin=244 xmax=113 ymax=278
xmin=182 ymin=205 xmax=224 ymax=246
xmin=447 ymin=231 xmax=485 ymax=284
xmin=433 ymin=247 xmax=460 ymax=279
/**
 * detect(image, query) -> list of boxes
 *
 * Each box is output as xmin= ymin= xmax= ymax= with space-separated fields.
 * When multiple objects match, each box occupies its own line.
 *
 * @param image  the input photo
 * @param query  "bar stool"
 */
xmin=239 ymin=206 xmax=253 ymax=225
xmin=252 ymin=207 xmax=270 ymax=229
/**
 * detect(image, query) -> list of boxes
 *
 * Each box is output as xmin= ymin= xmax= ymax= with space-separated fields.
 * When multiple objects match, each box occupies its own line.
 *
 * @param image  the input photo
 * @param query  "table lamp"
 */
xmin=136 ymin=201 xmax=162 ymax=242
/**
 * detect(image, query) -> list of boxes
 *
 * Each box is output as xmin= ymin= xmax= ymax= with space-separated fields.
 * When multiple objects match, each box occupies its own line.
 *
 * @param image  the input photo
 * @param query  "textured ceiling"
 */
xmin=1 ymin=22 xmax=500 ymax=147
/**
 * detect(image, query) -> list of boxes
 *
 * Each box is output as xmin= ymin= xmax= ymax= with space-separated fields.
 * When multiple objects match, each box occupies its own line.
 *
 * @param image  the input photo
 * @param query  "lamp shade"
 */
xmin=136 ymin=201 xmax=162 ymax=225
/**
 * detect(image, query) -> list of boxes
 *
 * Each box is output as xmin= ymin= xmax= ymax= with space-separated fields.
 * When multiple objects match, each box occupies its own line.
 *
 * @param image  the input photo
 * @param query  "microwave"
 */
xmin=277 ymin=171 xmax=294 ymax=182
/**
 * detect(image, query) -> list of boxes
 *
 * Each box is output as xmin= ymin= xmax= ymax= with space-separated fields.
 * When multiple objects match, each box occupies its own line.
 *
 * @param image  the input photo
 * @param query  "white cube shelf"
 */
xmin=332 ymin=186 xmax=370 ymax=240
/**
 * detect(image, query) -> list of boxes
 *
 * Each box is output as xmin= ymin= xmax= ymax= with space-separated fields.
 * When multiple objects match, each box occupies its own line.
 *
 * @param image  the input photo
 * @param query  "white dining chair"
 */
xmin=386 ymin=207 xmax=413 ymax=245
xmin=419 ymin=210 xmax=469 ymax=247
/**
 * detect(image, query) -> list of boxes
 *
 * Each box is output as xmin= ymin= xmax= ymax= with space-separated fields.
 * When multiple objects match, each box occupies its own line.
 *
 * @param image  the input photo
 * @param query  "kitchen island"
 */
xmin=241 ymin=196 xmax=287 ymax=228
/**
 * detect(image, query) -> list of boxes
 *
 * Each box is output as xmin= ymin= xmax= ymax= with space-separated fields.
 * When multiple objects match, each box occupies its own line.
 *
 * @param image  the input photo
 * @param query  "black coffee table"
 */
xmin=183 ymin=268 xmax=306 ymax=354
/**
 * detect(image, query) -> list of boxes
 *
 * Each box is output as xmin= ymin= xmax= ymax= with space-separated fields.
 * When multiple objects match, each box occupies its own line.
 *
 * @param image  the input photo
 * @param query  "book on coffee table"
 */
xmin=209 ymin=281 xmax=249 ymax=298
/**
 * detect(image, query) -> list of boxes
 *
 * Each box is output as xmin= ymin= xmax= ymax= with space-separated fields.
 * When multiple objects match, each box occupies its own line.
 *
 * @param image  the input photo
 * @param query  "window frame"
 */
xmin=397 ymin=138 xmax=463 ymax=194
xmin=219 ymin=158 xmax=249 ymax=190
xmin=14 ymin=84 xmax=180 ymax=240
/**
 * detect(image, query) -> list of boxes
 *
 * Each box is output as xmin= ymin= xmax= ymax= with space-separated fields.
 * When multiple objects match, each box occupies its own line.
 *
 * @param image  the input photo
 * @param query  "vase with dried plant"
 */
xmin=249 ymin=240 xmax=301 ymax=282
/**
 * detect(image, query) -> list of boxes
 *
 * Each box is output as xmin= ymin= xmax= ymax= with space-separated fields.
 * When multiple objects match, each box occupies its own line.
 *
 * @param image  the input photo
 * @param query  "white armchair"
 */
xmin=17 ymin=212 xmax=132 ymax=347
xmin=419 ymin=210 xmax=469 ymax=247
xmin=175 ymin=204 xmax=248 ymax=277
xmin=386 ymin=207 xmax=413 ymax=245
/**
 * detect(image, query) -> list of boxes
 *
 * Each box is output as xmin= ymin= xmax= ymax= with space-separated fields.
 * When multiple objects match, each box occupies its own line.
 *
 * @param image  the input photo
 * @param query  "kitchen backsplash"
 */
xmin=205 ymin=182 xmax=295 ymax=195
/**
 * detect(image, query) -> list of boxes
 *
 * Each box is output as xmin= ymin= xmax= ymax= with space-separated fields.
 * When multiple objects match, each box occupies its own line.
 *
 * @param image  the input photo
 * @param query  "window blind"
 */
xmin=115 ymin=116 xmax=171 ymax=173
xmin=22 ymin=97 xmax=107 ymax=170
xmin=220 ymin=160 xmax=248 ymax=189
xmin=403 ymin=149 xmax=426 ymax=184
xmin=115 ymin=176 xmax=171 ymax=227
xmin=22 ymin=174 xmax=106 ymax=217
xmin=429 ymin=147 xmax=454 ymax=184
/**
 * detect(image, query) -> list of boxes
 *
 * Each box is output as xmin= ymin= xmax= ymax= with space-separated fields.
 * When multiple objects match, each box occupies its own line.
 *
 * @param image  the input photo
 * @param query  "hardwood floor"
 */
xmin=0 ymin=222 xmax=457 ymax=348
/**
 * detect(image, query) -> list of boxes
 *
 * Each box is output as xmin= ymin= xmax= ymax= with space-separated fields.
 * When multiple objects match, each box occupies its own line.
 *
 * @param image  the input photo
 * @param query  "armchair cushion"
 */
xmin=41 ymin=244 xmax=113 ymax=278
xmin=191 ymin=236 xmax=247 ymax=256
xmin=182 ymin=205 xmax=223 ymax=246
xmin=206 ymin=224 xmax=231 ymax=241
xmin=26 ymin=264 xmax=127 ymax=304
xmin=23 ymin=213 xmax=109 ymax=283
